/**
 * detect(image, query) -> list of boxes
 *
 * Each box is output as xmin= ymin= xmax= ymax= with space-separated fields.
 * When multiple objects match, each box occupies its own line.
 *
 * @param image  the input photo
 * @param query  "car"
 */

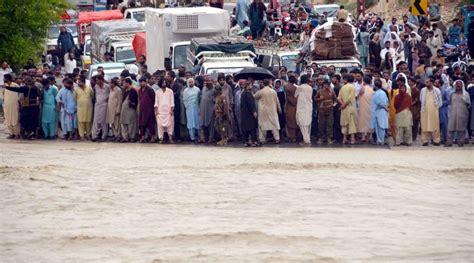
xmin=81 ymin=35 xmax=92 ymax=67
xmin=88 ymin=62 xmax=126 ymax=80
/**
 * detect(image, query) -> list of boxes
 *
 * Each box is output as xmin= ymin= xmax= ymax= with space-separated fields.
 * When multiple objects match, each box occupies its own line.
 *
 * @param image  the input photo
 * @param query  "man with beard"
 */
xmin=91 ymin=75 xmax=110 ymax=142
xmin=138 ymin=77 xmax=156 ymax=143
xmin=254 ymin=79 xmax=281 ymax=144
xmin=154 ymin=77 xmax=175 ymax=144
xmin=200 ymin=76 xmax=216 ymax=143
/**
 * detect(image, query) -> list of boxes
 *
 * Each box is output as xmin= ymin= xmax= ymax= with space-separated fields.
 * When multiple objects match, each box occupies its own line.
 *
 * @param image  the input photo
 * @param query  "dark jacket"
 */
xmin=240 ymin=90 xmax=258 ymax=132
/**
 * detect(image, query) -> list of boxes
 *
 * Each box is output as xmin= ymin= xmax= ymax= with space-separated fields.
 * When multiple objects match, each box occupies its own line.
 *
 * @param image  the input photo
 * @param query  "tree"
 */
xmin=0 ymin=0 xmax=68 ymax=71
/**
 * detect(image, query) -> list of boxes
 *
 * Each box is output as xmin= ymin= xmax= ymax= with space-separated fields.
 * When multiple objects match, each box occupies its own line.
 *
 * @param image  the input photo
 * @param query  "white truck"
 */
xmin=91 ymin=19 xmax=144 ymax=65
xmin=145 ymin=7 xmax=230 ymax=73
xmin=187 ymin=36 xmax=257 ymax=76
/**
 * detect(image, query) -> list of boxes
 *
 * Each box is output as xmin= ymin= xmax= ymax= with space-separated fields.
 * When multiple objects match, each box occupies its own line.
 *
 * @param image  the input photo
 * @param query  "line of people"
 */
xmin=2 ymin=62 xmax=473 ymax=147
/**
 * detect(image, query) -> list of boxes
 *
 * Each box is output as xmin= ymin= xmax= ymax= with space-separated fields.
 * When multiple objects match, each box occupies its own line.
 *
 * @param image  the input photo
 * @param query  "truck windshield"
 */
xmin=173 ymin=45 xmax=188 ymax=69
xmin=116 ymin=47 xmax=136 ymax=64
xmin=133 ymin=11 xmax=145 ymax=22
xmin=281 ymin=55 xmax=298 ymax=72
xmin=48 ymin=25 xmax=77 ymax=39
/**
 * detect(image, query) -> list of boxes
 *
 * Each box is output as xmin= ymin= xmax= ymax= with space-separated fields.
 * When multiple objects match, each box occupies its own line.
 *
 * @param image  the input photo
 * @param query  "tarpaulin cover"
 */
xmin=77 ymin=10 xmax=123 ymax=25
xmin=132 ymin=32 xmax=146 ymax=61
xmin=92 ymin=19 xmax=144 ymax=43
xmin=191 ymin=37 xmax=255 ymax=55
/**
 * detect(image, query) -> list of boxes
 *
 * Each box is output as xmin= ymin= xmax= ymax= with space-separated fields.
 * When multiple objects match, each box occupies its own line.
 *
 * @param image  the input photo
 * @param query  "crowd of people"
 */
xmin=1 ymin=3 xmax=473 ymax=148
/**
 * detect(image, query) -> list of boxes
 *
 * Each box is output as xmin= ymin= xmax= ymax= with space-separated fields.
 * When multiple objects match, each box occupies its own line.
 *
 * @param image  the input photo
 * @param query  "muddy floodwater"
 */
xmin=0 ymin=137 xmax=473 ymax=262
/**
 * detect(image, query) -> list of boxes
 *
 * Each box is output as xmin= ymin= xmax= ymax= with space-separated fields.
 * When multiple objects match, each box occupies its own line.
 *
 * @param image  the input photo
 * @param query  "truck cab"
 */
xmin=124 ymin=8 xmax=147 ymax=26
xmin=255 ymin=48 xmax=300 ymax=73
xmin=166 ymin=41 xmax=190 ymax=71
xmin=110 ymin=41 xmax=136 ymax=64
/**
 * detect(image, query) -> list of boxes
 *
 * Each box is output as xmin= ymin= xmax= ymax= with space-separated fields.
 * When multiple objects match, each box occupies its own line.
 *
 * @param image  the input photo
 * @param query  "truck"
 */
xmin=145 ymin=7 xmax=230 ymax=73
xmin=77 ymin=9 xmax=123 ymax=46
xmin=91 ymin=19 xmax=144 ymax=65
xmin=187 ymin=36 xmax=257 ymax=76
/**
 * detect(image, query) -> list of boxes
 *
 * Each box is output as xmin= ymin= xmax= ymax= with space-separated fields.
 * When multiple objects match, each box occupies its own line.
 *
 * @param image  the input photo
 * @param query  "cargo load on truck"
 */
xmin=188 ymin=36 xmax=257 ymax=75
xmin=77 ymin=10 xmax=123 ymax=45
xmin=132 ymin=32 xmax=146 ymax=61
xmin=311 ymin=21 xmax=358 ymax=60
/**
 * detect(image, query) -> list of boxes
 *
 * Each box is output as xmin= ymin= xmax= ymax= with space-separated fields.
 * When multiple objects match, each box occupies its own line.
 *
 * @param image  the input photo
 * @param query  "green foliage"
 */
xmin=0 ymin=0 xmax=69 ymax=71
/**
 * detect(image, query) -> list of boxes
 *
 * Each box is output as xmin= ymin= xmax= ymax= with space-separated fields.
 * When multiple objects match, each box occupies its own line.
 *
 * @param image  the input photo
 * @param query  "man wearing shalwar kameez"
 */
xmin=138 ymin=77 xmax=156 ymax=143
xmin=337 ymin=75 xmax=357 ymax=144
xmin=120 ymin=79 xmax=138 ymax=142
xmin=2 ymin=74 xmax=20 ymax=138
xmin=370 ymin=79 xmax=389 ymax=145
xmin=254 ymin=79 xmax=282 ymax=144
xmin=357 ymin=76 xmax=374 ymax=143
xmin=445 ymin=80 xmax=471 ymax=147
xmin=92 ymin=76 xmax=110 ymax=141
xmin=183 ymin=78 xmax=200 ymax=142
xmin=107 ymin=79 xmax=122 ymax=140
xmin=56 ymin=79 xmax=77 ymax=140
xmin=420 ymin=77 xmax=442 ymax=146
xmin=295 ymin=75 xmax=313 ymax=145
xmin=41 ymin=79 xmax=58 ymax=139
xmin=75 ymin=76 xmax=94 ymax=140
xmin=154 ymin=78 xmax=175 ymax=143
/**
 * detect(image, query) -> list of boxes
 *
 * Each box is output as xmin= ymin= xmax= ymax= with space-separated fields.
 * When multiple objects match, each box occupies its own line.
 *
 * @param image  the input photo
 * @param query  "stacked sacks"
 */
xmin=311 ymin=21 xmax=357 ymax=60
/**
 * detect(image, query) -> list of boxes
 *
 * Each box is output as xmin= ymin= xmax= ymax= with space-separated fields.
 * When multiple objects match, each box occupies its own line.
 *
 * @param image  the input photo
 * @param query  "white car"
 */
xmin=88 ymin=62 xmax=126 ymax=81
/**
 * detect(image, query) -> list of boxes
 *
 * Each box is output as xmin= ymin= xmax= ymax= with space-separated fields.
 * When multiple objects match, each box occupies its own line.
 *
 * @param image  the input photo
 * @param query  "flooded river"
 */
xmin=0 ymin=138 xmax=473 ymax=262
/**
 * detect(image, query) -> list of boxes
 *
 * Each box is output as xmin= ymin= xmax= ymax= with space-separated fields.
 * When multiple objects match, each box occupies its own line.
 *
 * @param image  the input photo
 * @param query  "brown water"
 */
xmin=0 ymin=138 xmax=473 ymax=262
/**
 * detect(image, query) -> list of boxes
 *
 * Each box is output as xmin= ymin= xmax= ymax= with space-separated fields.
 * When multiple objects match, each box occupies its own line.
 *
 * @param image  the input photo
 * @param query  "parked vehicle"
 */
xmin=145 ymin=7 xmax=230 ymax=73
xmin=82 ymin=34 xmax=92 ymax=67
xmin=187 ymin=36 xmax=257 ymax=76
xmin=124 ymin=8 xmax=148 ymax=26
xmin=255 ymin=47 xmax=300 ymax=73
xmin=91 ymin=19 xmax=144 ymax=64
xmin=88 ymin=62 xmax=126 ymax=80
xmin=77 ymin=9 xmax=123 ymax=47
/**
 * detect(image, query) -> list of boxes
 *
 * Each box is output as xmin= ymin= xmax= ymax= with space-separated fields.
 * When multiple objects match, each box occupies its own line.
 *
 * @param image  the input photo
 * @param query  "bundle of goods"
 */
xmin=311 ymin=21 xmax=358 ymax=60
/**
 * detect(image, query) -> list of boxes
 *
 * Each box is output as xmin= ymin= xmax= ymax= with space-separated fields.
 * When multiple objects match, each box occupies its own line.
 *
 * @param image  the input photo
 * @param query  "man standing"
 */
xmin=254 ymin=79 xmax=281 ymax=144
xmin=445 ymin=80 xmax=470 ymax=147
xmin=394 ymin=84 xmax=413 ymax=146
xmin=57 ymin=26 xmax=75 ymax=66
xmin=183 ymin=78 xmax=200 ymax=142
xmin=107 ymin=78 xmax=123 ymax=141
xmin=2 ymin=74 xmax=20 ymax=139
xmin=154 ymin=78 xmax=175 ymax=144
xmin=41 ymin=78 xmax=58 ymax=139
xmin=75 ymin=76 xmax=94 ymax=140
xmin=240 ymin=80 xmax=258 ymax=146
xmin=315 ymin=80 xmax=336 ymax=144
xmin=137 ymin=77 xmax=156 ymax=143
xmin=236 ymin=0 xmax=251 ymax=29
xmin=420 ymin=77 xmax=442 ymax=146
xmin=92 ymin=75 xmax=110 ymax=142
xmin=357 ymin=75 xmax=374 ymax=143
xmin=337 ymin=74 xmax=357 ymax=145
xmin=217 ymin=73 xmax=234 ymax=140
xmin=120 ymin=79 xmax=138 ymax=142
xmin=200 ymin=76 xmax=215 ymax=143
xmin=57 ymin=78 xmax=77 ymax=140
xmin=5 ymin=77 xmax=41 ymax=139
xmin=370 ymin=79 xmax=389 ymax=145
xmin=214 ymin=86 xmax=230 ymax=145
xmin=285 ymin=75 xmax=298 ymax=142
xmin=295 ymin=75 xmax=313 ymax=146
